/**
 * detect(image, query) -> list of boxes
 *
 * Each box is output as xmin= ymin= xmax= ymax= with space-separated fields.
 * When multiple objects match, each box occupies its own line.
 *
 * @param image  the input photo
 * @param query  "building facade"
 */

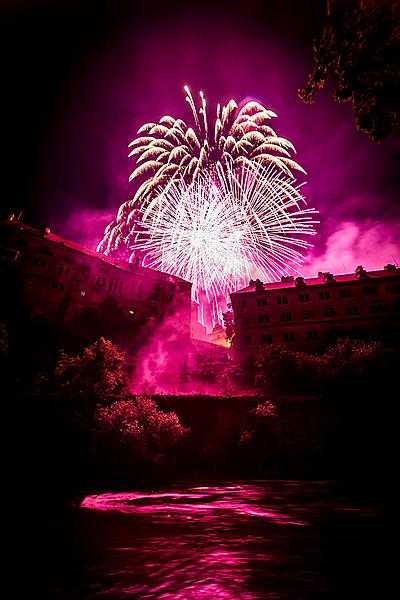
xmin=230 ymin=266 xmax=400 ymax=360
xmin=0 ymin=215 xmax=192 ymax=339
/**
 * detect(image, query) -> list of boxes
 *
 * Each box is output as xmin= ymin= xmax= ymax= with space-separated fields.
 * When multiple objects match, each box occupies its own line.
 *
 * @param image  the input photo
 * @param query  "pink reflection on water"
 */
xmin=81 ymin=484 xmax=307 ymax=526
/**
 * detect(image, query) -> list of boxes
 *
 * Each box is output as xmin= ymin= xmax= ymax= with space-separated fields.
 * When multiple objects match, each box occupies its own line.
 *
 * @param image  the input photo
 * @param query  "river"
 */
xmin=46 ymin=480 xmax=394 ymax=599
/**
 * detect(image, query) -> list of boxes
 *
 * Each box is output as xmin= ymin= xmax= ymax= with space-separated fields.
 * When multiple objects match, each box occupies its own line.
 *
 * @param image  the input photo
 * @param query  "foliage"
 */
xmin=94 ymin=396 xmax=190 ymax=467
xmin=299 ymin=0 xmax=400 ymax=142
xmin=323 ymin=336 xmax=394 ymax=374
xmin=255 ymin=345 xmax=325 ymax=396
xmin=54 ymin=337 xmax=128 ymax=415
xmin=255 ymin=338 xmax=397 ymax=397
xmin=222 ymin=308 xmax=235 ymax=343
xmin=66 ymin=295 xmax=137 ymax=350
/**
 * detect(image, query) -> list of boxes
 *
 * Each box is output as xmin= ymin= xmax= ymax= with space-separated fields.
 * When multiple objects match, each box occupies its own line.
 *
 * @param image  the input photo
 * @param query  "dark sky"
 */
xmin=2 ymin=0 xmax=399 ymax=273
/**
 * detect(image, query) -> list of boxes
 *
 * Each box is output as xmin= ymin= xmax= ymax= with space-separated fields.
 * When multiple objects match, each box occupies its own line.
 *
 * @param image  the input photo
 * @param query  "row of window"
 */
xmin=242 ymin=303 xmax=389 ymax=325
xmin=244 ymin=330 xmax=320 ymax=345
xmin=241 ymin=283 xmax=400 ymax=309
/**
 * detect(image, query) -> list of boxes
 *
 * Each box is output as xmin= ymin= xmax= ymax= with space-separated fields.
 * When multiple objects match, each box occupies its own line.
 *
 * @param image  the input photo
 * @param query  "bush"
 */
xmin=94 ymin=396 xmax=190 ymax=471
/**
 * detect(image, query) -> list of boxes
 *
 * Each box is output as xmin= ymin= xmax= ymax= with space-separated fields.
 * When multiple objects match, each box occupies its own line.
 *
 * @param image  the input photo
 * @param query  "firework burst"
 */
xmin=98 ymin=87 xmax=318 ymax=328
xmin=135 ymin=162 xmax=318 ymax=326
xmin=98 ymin=88 xmax=307 ymax=256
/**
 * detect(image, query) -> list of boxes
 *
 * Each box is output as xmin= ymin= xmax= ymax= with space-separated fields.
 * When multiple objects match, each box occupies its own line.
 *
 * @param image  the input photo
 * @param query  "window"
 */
xmin=322 ymin=306 xmax=336 ymax=318
xmin=277 ymin=295 xmax=288 ymax=304
xmin=346 ymin=305 xmax=360 ymax=315
xmin=258 ymin=314 xmax=270 ymax=323
xmin=118 ymin=281 xmax=124 ymax=294
xmin=363 ymin=286 xmax=377 ymax=296
xmin=256 ymin=297 xmax=267 ymax=307
xmin=283 ymin=332 xmax=295 ymax=342
xmin=340 ymin=288 xmax=353 ymax=298
xmin=80 ymin=289 xmax=87 ymax=297
xmin=32 ymin=257 xmax=47 ymax=268
xmin=63 ymin=256 xmax=74 ymax=264
xmin=386 ymin=283 xmax=400 ymax=293
xmin=261 ymin=334 xmax=272 ymax=344
xmin=108 ymin=279 xmax=114 ymax=292
xmin=150 ymin=284 xmax=160 ymax=300
xmin=318 ymin=291 xmax=331 ymax=300
xmin=279 ymin=312 xmax=292 ymax=321
xmin=99 ymin=267 xmax=107 ymax=274
xmin=370 ymin=303 xmax=384 ymax=314
xmin=307 ymin=330 xmax=319 ymax=341
xmin=244 ymin=335 xmax=251 ymax=345
xmin=241 ymin=300 xmax=248 ymax=308
xmin=96 ymin=277 xmax=106 ymax=287
xmin=52 ymin=281 xmax=65 ymax=291
xmin=298 ymin=293 xmax=311 ymax=302
xmin=243 ymin=316 xmax=249 ymax=325
xmin=303 ymin=309 xmax=316 ymax=320
xmin=56 ymin=266 xmax=70 ymax=277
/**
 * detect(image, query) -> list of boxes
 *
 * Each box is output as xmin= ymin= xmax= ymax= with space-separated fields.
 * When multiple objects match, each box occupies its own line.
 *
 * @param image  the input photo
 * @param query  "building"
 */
xmin=0 ymin=215 xmax=192 ymax=340
xmin=230 ymin=266 xmax=400 ymax=360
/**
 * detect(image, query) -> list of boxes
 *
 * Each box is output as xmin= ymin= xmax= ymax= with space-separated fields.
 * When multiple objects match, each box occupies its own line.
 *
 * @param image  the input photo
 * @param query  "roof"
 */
xmin=232 ymin=268 xmax=400 ymax=295
xmin=3 ymin=216 xmax=190 ymax=286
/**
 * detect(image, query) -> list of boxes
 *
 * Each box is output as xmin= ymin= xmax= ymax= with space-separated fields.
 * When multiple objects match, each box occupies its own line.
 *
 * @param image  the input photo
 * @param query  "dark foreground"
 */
xmin=45 ymin=481 xmax=396 ymax=599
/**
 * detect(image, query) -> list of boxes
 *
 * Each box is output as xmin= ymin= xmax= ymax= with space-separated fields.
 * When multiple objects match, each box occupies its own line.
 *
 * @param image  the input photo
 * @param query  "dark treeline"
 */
xmin=2 ymin=314 xmax=399 ymax=510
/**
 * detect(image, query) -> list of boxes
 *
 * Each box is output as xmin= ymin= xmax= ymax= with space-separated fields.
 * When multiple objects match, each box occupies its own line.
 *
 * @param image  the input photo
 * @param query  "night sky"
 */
xmin=2 ymin=0 xmax=399 ymax=275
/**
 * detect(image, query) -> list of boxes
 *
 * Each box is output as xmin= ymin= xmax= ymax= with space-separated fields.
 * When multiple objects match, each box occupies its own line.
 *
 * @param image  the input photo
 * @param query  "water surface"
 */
xmin=47 ymin=481 xmax=393 ymax=599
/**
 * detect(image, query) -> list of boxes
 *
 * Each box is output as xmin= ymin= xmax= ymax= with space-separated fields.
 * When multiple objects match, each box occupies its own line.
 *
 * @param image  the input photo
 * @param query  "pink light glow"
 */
xmin=81 ymin=486 xmax=307 ymax=526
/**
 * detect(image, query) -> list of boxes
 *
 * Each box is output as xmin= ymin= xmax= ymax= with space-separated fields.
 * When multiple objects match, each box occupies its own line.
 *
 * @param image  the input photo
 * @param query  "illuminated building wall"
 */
xmin=231 ymin=266 xmax=400 ymax=360
xmin=0 ymin=215 xmax=192 ymax=338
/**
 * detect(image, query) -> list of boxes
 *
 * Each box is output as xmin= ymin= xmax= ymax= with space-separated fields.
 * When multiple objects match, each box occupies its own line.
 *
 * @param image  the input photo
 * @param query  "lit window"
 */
xmin=80 ymin=289 xmax=87 ymax=297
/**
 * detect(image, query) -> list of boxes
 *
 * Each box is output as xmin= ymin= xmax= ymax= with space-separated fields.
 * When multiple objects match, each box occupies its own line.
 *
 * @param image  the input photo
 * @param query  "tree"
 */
xmin=94 ymin=396 xmax=189 ymax=468
xmin=222 ymin=307 xmax=235 ymax=345
xmin=54 ymin=337 xmax=128 ymax=418
xmin=299 ymin=0 xmax=400 ymax=142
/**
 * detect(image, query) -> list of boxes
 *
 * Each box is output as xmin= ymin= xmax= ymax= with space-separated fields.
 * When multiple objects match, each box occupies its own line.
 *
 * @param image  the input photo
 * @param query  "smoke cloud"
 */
xmin=303 ymin=220 xmax=400 ymax=277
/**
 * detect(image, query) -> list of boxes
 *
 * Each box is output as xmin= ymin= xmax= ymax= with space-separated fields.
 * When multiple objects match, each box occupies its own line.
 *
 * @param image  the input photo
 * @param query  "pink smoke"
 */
xmin=303 ymin=220 xmax=400 ymax=277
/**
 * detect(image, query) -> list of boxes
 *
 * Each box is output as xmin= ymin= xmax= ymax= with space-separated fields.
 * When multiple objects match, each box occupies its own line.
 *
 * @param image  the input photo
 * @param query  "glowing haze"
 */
xmin=98 ymin=89 xmax=317 ymax=327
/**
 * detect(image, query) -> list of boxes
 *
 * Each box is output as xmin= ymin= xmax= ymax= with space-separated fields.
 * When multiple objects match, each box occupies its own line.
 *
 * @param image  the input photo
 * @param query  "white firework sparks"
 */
xmin=98 ymin=87 xmax=307 ymax=256
xmin=135 ymin=163 xmax=318 ymax=326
